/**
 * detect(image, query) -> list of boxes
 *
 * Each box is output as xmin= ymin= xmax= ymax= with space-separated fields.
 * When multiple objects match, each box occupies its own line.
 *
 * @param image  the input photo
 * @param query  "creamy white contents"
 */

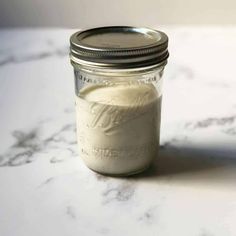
xmin=75 ymin=83 xmax=162 ymax=175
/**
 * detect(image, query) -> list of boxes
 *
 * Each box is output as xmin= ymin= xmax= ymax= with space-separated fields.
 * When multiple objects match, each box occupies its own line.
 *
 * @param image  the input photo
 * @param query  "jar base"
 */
xmin=87 ymin=164 xmax=151 ymax=177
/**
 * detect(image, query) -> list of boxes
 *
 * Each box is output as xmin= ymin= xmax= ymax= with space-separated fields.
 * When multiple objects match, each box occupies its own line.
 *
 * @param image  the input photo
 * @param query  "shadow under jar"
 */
xmin=70 ymin=26 xmax=169 ymax=176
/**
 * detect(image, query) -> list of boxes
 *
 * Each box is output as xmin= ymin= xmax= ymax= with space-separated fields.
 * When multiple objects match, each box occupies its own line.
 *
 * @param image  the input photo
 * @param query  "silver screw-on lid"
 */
xmin=70 ymin=26 xmax=169 ymax=69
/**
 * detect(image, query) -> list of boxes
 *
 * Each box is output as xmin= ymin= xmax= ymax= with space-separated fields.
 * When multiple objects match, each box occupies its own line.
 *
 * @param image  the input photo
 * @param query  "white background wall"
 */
xmin=0 ymin=0 xmax=236 ymax=27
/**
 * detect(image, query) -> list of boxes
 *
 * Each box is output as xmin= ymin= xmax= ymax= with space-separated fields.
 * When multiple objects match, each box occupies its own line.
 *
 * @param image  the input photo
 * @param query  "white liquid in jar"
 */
xmin=75 ymin=83 xmax=162 ymax=175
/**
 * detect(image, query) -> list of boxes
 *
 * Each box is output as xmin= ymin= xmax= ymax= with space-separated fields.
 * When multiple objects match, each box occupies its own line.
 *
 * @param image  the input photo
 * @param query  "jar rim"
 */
xmin=71 ymin=59 xmax=167 ymax=77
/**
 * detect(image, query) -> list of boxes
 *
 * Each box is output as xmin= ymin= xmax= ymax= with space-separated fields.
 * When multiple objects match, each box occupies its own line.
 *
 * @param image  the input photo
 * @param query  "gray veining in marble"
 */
xmin=1 ymin=27 xmax=236 ymax=236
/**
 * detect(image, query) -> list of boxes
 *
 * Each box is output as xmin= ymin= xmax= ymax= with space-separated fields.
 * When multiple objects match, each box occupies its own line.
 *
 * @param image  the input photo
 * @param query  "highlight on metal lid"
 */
xmin=70 ymin=26 xmax=169 ymax=68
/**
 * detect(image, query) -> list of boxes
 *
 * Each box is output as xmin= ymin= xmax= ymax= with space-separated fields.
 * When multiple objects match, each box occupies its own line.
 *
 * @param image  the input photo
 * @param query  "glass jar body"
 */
xmin=72 ymin=63 xmax=165 ymax=176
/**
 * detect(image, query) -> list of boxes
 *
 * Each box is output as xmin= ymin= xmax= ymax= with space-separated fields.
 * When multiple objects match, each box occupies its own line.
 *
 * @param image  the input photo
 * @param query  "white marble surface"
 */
xmin=1 ymin=27 xmax=236 ymax=236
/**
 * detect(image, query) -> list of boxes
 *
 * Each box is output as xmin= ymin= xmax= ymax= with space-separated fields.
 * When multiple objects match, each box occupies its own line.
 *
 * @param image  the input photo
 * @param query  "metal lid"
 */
xmin=70 ymin=26 xmax=169 ymax=69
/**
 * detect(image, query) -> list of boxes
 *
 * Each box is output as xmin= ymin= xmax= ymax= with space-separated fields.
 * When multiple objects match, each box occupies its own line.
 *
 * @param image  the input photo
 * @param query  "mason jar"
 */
xmin=69 ymin=26 xmax=169 ymax=176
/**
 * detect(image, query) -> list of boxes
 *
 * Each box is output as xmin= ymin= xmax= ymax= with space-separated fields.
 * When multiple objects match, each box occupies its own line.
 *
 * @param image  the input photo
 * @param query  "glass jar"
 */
xmin=70 ymin=26 xmax=169 ymax=176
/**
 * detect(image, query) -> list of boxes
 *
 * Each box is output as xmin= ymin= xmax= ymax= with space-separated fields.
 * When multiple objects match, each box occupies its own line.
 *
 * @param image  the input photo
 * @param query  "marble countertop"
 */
xmin=1 ymin=27 xmax=236 ymax=236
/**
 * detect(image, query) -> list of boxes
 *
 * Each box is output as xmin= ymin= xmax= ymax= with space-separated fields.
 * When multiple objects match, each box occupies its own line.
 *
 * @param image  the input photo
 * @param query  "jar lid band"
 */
xmin=70 ymin=26 xmax=169 ymax=69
